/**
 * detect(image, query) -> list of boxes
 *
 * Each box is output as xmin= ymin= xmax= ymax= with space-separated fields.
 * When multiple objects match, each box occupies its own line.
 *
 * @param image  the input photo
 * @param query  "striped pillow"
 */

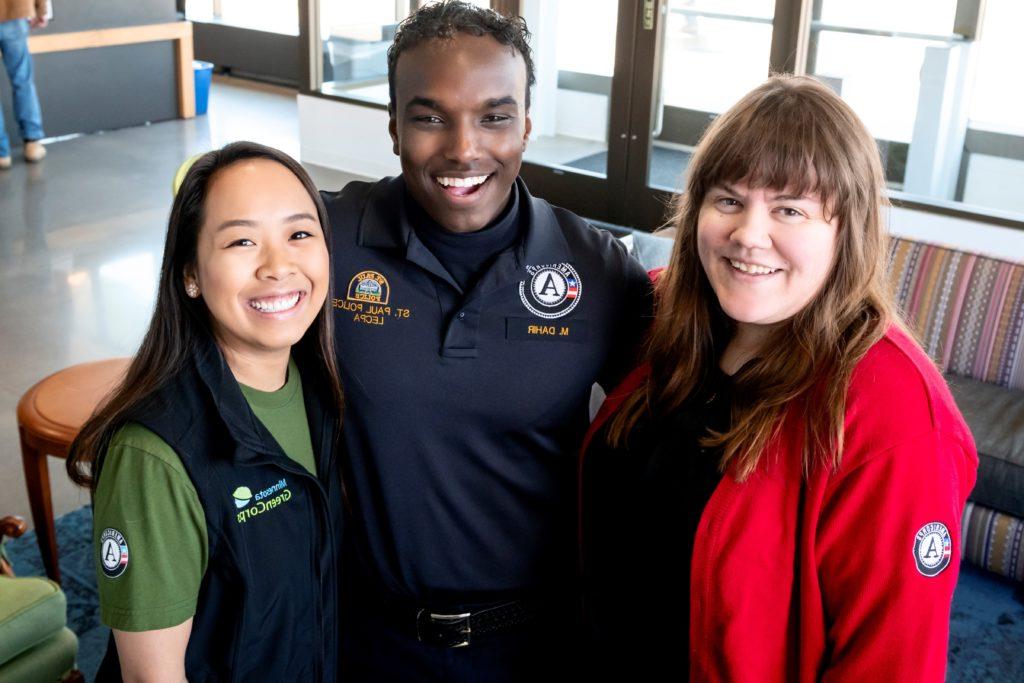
xmin=961 ymin=501 xmax=1024 ymax=581
xmin=889 ymin=238 xmax=1024 ymax=391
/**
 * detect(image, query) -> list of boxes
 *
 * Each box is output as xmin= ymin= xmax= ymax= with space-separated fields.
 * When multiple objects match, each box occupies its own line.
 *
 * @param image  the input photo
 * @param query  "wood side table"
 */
xmin=17 ymin=359 xmax=130 ymax=583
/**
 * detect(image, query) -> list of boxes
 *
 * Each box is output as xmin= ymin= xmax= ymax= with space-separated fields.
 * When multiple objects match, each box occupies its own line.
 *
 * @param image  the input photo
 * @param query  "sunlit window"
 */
xmin=555 ymin=0 xmax=617 ymax=77
xmin=659 ymin=0 xmax=774 ymax=115
xmin=318 ymin=0 xmax=491 ymax=104
xmin=186 ymin=0 xmax=299 ymax=36
xmin=969 ymin=0 xmax=1024 ymax=134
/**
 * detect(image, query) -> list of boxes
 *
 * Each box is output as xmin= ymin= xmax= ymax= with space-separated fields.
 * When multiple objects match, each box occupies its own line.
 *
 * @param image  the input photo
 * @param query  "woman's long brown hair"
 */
xmin=607 ymin=75 xmax=896 ymax=480
xmin=67 ymin=141 xmax=344 ymax=489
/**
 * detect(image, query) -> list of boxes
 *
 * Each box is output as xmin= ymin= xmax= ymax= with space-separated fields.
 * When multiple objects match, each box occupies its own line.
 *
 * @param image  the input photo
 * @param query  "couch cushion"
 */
xmin=620 ymin=231 xmax=674 ymax=271
xmin=0 ymin=576 xmax=67 ymax=667
xmin=961 ymin=501 xmax=1024 ymax=582
xmin=0 ymin=626 xmax=78 ymax=683
xmin=890 ymin=238 xmax=1024 ymax=391
xmin=946 ymin=373 xmax=1024 ymax=518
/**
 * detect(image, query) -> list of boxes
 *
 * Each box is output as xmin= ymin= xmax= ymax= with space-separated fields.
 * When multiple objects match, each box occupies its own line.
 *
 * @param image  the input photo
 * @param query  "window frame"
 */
xmin=297 ymin=0 xmax=1024 ymax=232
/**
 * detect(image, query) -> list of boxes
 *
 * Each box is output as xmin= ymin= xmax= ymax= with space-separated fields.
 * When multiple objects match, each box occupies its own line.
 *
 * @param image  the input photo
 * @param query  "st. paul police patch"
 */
xmin=519 ymin=263 xmax=581 ymax=319
xmin=913 ymin=522 xmax=952 ymax=577
xmin=99 ymin=527 xmax=130 ymax=578
xmin=347 ymin=270 xmax=390 ymax=305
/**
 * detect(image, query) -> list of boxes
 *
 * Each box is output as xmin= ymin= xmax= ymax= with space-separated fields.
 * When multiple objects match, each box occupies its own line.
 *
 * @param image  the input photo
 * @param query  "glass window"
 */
xmin=680 ymin=0 xmax=774 ymax=20
xmin=521 ymin=0 xmax=620 ymax=177
xmin=968 ymin=0 xmax=1024 ymax=134
xmin=318 ymin=0 xmax=491 ymax=104
xmin=186 ymin=0 xmax=299 ymax=36
xmin=808 ymin=0 xmax=958 ymax=195
xmin=812 ymin=31 xmax=944 ymax=144
xmin=661 ymin=3 xmax=774 ymax=115
xmin=817 ymin=0 xmax=956 ymax=36
xmin=808 ymin=0 xmax=1024 ymax=218
xmin=555 ymin=0 xmax=617 ymax=77
xmin=645 ymin=0 xmax=775 ymax=192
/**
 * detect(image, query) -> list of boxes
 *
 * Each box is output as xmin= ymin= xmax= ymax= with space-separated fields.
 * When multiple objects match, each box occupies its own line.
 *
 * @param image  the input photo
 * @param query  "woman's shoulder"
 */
xmin=843 ymin=325 xmax=974 ymax=461
xmin=101 ymin=422 xmax=191 ymax=482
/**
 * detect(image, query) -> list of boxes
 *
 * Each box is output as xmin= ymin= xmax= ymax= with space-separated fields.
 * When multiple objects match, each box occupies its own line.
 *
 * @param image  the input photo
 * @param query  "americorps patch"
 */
xmin=913 ymin=521 xmax=952 ymax=577
xmin=519 ymin=263 xmax=582 ymax=319
xmin=99 ymin=527 xmax=130 ymax=578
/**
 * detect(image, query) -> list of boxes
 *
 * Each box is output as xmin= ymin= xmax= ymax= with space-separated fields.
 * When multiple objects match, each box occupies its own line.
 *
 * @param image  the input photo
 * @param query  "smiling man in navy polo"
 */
xmin=321 ymin=2 xmax=651 ymax=680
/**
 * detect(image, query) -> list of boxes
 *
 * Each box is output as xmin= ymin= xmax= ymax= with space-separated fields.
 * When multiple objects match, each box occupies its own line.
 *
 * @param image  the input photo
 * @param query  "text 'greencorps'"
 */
xmin=236 ymin=487 xmax=292 ymax=523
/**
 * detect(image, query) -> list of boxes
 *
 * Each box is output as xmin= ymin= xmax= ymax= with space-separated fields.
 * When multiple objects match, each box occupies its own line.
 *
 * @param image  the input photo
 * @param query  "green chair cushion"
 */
xmin=0 ymin=576 xmax=67 ymax=667
xmin=946 ymin=374 xmax=1024 ymax=518
xmin=0 ymin=627 xmax=77 ymax=683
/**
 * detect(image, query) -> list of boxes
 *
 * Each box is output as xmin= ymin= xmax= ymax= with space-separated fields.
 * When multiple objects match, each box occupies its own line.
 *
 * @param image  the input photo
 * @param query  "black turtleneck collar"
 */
xmin=404 ymin=183 xmax=522 ymax=292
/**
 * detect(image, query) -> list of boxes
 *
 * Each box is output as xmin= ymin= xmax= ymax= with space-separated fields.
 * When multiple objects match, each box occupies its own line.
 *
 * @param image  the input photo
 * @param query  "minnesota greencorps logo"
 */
xmin=234 ymin=479 xmax=293 ymax=523
xmin=232 ymin=486 xmax=252 ymax=508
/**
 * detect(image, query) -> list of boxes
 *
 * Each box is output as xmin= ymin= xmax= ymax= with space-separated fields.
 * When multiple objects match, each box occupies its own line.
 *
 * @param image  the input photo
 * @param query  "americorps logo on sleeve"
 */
xmin=99 ymin=528 xmax=129 ymax=578
xmin=913 ymin=521 xmax=952 ymax=577
xmin=519 ymin=263 xmax=582 ymax=319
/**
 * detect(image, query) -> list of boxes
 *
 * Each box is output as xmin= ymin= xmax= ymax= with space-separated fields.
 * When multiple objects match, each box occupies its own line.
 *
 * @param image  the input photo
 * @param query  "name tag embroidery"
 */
xmin=506 ymin=317 xmax=590 ymax=342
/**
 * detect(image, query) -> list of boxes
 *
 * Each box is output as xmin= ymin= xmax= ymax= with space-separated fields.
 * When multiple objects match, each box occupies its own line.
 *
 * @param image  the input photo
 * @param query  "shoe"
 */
xmin=24 ymin=140 xmax=46 ymax=163
xmin=0 ymin=156 xmax=11 ymax=169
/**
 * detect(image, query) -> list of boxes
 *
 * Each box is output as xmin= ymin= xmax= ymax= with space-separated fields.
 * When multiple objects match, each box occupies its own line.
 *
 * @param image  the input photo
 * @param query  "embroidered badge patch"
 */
xmin=913 ymin=522 xmax=952 ymax=577
xmin=235 ymin=479 xmax=294 ymax=524
xmin=347 ymin=270 xmax=390 ymax=305
xmin=99 ymin=528 xmax=129 ymax=578
xmin=519 ymin=263 xmax=582 ymax=319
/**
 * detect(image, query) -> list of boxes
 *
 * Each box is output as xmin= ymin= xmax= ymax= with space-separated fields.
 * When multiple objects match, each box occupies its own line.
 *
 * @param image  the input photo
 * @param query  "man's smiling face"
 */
xmin=389 ymin=32 xmax=531 ymax=234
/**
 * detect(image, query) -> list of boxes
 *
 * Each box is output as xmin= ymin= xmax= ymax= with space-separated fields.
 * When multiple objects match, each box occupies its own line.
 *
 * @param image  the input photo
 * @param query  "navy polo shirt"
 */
xmin=323 ymin=176 xmax=651 ymax=604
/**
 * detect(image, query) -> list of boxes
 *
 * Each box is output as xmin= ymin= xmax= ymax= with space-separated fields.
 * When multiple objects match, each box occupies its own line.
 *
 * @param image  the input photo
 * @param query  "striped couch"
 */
xmin=890 ymin=237 xmax=1024 ymax=582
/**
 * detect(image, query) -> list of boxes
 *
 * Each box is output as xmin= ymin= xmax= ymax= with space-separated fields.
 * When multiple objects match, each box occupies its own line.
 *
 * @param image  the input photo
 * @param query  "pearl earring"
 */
xmin=185 ymin=282 xmax=200 ymax=298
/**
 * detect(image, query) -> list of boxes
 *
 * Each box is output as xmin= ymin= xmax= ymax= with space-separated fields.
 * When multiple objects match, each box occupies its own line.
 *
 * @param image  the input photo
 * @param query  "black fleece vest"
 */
xmin=95 ymin=339 xmax=343 ymax=682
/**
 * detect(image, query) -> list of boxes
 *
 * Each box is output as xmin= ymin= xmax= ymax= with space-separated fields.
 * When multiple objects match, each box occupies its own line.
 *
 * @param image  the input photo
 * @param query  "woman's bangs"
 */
xmin=700 ymin=101 xmax=842 ymax=215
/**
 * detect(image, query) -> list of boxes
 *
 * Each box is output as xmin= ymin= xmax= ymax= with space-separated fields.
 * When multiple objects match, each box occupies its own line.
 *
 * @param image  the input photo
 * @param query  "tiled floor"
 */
xmin=0 ymin=75 xmax=366 ymax=530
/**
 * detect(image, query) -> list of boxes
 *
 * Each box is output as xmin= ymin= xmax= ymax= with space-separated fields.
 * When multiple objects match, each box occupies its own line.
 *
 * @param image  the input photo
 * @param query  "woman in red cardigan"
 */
xmin=580 ymin=75 xmax=977 ymax=682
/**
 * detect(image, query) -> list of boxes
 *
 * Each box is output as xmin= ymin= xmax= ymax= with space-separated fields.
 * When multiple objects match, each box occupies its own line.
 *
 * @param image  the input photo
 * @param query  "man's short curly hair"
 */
xmin=387 ymin=1 xmax=536 ymax=111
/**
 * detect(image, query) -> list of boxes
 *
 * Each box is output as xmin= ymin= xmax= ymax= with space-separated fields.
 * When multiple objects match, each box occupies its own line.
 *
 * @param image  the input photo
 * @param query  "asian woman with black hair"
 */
xmin=68 ymin=142 xmax=345 ymax=682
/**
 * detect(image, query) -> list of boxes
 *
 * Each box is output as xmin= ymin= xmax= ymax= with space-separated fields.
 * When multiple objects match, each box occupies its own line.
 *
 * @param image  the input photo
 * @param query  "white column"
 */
xmin=903 ymin=42 xmax=976 ymax=200
xmin=521 ymin=0 xmax=558 ymax=138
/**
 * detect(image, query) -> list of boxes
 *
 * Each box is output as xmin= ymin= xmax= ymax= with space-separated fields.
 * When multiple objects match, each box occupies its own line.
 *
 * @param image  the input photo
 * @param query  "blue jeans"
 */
xmin=0 ymin=19 xmax=45 ymax=158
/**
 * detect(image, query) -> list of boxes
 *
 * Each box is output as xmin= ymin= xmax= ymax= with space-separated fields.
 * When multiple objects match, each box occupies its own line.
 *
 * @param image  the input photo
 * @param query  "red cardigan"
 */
xmin=581 ymin=326 xmax=977 ymax=682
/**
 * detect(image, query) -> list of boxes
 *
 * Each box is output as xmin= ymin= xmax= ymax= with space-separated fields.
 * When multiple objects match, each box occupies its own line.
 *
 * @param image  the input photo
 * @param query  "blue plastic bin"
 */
xmin=193 ymin=61 xmax=214 ymax=115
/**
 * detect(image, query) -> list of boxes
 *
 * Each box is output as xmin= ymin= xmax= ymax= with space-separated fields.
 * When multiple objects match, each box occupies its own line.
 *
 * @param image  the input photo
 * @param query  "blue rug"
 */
xmin=6 ymin=506 xmax=1024 ymax=680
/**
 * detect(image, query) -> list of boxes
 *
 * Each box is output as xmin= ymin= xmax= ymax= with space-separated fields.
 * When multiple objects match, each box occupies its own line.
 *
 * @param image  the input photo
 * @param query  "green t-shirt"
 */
xmin=94 ymin=358 xmax=315 ymax=632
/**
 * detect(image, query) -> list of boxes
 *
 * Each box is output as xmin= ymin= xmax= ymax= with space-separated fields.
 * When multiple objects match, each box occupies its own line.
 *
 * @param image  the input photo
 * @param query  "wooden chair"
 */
xmin=17 ymin=358 xmax=131 ymax=583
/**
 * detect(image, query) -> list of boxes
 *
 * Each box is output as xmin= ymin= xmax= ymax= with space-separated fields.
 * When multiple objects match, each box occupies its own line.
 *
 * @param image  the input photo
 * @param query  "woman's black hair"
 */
xmin=387 ymin=0 xmax=536 ymax=111
xmin=67 ymin=141 xmax=344 ymax=488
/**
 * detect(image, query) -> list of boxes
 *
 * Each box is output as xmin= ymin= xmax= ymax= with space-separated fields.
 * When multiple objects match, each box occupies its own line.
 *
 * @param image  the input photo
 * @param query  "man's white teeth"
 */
xmin=730 ymin=259 xmax=778 ymax=275
xmin=436 ymin=175 xmax=488 ymax=188
xmin=250 ymin=293 xmax=300 ymax=313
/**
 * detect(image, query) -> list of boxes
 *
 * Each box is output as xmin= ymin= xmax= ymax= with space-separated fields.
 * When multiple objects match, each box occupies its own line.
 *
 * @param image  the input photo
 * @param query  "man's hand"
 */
xmin=29 ymin=17 xmax=48 ymax=29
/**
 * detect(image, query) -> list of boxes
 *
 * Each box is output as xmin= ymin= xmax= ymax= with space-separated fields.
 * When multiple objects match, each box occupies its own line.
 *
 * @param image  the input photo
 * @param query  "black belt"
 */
xmin=371 ymin=597 xmax=543 ymax=648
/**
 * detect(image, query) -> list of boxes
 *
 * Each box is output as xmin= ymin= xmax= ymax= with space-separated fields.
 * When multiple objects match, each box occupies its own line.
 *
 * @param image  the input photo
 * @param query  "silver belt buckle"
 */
xmin=416 ymin=609 xmax=472 ymax=648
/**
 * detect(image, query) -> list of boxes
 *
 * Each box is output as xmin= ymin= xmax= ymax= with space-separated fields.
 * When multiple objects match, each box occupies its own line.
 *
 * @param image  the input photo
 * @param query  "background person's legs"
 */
xmin=0 ymin=51 xmax=9 ymax=162
xmin=0 ymin=19 xmax=45 ymax=160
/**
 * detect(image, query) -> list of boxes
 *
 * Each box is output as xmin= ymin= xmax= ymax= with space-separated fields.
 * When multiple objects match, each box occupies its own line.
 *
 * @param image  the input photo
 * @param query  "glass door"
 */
xmin=517 ymin=0 xmax=635 ymax=224
xmin=624 ymin=0 xmax=782 ymax=227
xmin=520 ymin=0 xmax=790 ymax=229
